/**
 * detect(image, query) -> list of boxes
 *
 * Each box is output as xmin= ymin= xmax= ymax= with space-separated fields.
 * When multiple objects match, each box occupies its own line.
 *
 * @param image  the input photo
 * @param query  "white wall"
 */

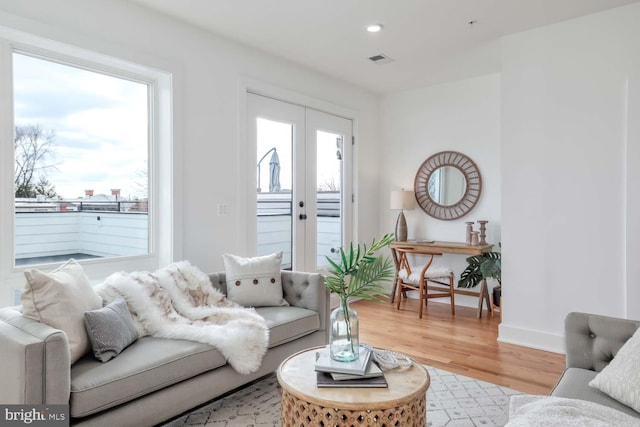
xmin=500 ymin=3 xmax=640 ymax=352
xmin=378 ymin=3 xmax=640 ymax=352
xmin=0 ymin=0 xmax=380 ymax=305
xmin=380 ymin=73 xmax=502 ymax=307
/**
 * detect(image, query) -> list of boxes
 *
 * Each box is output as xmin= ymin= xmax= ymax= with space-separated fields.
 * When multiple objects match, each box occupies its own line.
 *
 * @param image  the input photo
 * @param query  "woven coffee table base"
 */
xmin=281 ymin=389 xmax=426 ymax=427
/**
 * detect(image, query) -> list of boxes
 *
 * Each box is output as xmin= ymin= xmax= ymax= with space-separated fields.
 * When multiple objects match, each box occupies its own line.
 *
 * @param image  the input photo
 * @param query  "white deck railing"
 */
xmin=16 ymin=212 xmax=149 ymax=261
xmin=15 ymin=192 xmax=342 ymax=267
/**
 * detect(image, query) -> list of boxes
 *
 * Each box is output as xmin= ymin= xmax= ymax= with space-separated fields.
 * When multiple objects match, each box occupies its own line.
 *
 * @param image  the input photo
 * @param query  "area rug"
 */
xmin=164 ymin=366 xmax=523 ymax=426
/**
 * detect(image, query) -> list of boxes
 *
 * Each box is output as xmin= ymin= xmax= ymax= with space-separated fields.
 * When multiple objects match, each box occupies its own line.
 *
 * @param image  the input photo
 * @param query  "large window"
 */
xmin=0 ymin=33 xmax=173 ymax=307
xmin=13 ymin=53 xmax=150 ymax=266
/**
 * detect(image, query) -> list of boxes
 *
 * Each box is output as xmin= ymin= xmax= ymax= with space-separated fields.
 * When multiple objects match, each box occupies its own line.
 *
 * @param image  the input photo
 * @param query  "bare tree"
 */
xmin=318 ymin=175 xmax=340 ymax=192
xmin=132 ymin=161 xmax=148 ymax=199
xmin=14 ymin=124 xmax=57 ymax=197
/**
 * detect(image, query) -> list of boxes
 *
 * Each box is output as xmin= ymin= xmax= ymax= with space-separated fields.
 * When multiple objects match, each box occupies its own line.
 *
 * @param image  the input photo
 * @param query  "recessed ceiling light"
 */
xmin=366 ymin=24 xmax=383 ymax=33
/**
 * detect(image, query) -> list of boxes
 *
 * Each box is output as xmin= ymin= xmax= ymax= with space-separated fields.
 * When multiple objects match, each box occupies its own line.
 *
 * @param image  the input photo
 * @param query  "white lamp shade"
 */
xmin=390 ymin=190 xmax=415 ymax=210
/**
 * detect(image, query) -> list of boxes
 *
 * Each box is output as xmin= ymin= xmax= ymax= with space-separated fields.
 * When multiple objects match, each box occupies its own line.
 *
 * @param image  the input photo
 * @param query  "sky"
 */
xmin=13 ymin=52 xmax=148 ymax=199
xmin=13 ymin=52 xmax=340 ymax=200
xmin=256 ymin=118 xmax=342 ymax=193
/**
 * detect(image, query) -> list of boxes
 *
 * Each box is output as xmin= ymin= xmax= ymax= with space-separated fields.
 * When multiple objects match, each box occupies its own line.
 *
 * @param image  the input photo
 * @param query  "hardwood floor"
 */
xmin=353 ymin=297 xmax=566 ymax=395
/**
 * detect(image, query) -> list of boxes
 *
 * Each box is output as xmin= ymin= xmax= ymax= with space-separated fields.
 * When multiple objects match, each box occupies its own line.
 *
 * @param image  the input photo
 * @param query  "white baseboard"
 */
xmin=498 ymin=323 xmax=565 ymax=354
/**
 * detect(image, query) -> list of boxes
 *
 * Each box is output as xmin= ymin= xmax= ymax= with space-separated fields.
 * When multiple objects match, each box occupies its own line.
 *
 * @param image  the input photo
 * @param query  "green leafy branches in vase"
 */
xmin=324 ymin=233 xmax=396 ymax=362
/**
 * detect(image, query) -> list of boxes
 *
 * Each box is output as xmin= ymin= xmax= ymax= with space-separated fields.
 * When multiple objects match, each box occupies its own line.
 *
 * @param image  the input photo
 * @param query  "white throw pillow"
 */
xmin=589 ymin=326 xmax=640 ymax=413
xmin=222 ymin=252 xmax=288 ymax=307
xmin=22 ymin=259 xmax=102 ymax=364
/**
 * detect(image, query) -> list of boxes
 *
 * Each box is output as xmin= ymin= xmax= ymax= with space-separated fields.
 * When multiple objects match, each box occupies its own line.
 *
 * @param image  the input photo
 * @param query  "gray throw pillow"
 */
xmin=84 ymin=298 xmax=138 ymax=362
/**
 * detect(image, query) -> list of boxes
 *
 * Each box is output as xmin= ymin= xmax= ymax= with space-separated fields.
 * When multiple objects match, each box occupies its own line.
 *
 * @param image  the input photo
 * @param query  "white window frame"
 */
xmin=0 ymin=28 xmax=174 ymax=307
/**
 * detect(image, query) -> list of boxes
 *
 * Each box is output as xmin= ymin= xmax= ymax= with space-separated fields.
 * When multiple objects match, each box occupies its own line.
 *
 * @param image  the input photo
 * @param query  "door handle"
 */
xmin=299 ymin=214 xmax=307 ymax=220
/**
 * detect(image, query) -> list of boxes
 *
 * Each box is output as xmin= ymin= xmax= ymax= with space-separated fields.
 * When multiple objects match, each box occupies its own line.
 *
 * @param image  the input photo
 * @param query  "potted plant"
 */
xmin=324 ymin=233 xmax=396 ymax=362
xmin=458 ymin=245 xmax=502 ymax=306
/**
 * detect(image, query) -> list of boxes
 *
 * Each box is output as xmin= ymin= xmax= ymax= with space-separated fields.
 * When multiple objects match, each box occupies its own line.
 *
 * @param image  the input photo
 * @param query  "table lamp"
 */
xmin=390 ymin=190 xmax=415 ymax=241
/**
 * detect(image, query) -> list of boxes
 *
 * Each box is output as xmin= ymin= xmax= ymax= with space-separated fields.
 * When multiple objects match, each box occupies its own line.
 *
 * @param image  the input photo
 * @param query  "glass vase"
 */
xmin=329 ymin=297 xmax=359 ymax=362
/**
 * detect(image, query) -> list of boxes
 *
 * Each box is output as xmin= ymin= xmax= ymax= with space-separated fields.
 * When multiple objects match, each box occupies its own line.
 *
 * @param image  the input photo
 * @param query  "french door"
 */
xmin=247 ymin=93 xmax=352 ymax=271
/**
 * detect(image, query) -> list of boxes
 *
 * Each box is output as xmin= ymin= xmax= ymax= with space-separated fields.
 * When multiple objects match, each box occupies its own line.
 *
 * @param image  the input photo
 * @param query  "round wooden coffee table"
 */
xmin=277 ymin=346 xmax=430 ymax=427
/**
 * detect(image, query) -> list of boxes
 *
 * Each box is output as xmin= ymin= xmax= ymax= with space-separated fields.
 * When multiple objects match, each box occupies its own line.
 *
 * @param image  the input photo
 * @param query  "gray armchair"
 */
xmin=551 ymin=312 xmax=640 ymax=418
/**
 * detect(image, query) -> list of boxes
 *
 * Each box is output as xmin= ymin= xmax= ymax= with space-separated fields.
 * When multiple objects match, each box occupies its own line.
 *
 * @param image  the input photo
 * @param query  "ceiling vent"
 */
xmin=368 ymin=53 xmax=394 ymax=65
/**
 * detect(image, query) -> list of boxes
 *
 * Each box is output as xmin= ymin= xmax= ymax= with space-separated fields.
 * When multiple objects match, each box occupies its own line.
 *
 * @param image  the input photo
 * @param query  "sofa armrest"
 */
xmin=565 ymin=311 xmax=640 ymax=372
xmin=0 ymin=307 xmax=70 ymax=404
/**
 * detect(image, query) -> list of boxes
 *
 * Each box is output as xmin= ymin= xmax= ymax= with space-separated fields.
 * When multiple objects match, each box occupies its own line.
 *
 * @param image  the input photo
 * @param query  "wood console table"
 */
xmin=390 ymin=241 xmax=494 ymax=318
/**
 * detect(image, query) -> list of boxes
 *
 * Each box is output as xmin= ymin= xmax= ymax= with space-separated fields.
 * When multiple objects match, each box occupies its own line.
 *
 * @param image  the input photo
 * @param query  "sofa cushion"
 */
xmin=70 ymin=337 xmax=226 ymax=417
xmin=255 ymin=306 xmax=319 ymax=348
xmin=22 ymin=259 xmax=102 ymax=364
xmin=551 ymin=367 xmax=639 ymax=418
xmin=222 ymin=252 xmax=289 ymax=307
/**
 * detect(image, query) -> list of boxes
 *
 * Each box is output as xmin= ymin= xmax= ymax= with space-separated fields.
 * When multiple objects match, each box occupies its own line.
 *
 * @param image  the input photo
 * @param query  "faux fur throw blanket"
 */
xmin=96 ymin=261 xmax=269 ymax=374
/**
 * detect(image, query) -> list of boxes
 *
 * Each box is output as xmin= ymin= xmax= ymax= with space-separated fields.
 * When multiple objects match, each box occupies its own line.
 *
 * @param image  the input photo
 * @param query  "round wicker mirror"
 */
xmin=414 ymin=151 xmax=482 ymax=220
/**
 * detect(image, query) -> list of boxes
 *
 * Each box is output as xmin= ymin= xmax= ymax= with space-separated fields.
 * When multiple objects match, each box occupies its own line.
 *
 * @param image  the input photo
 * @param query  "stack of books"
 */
xmin=314 ymin=345 xmax=387 ymax=388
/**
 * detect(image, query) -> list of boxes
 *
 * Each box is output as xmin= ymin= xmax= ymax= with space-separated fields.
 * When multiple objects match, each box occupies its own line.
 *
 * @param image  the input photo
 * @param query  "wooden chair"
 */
xmin=394 ymin=247 xmax=455 ymax=318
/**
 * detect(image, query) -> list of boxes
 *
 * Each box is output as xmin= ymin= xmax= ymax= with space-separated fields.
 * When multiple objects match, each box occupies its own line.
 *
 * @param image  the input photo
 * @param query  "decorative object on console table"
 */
xmin=324 ymin=234 xmax=395 ymax=362
xmin=477 ymin=220 xmax=488 ymax=245
xmin=465 ymin=221 xmax=474 ymax=245
xmin=470 ymin=231 xmax=480 ymax=246
xmin=390 ymin=190 xmax=415 ymax=241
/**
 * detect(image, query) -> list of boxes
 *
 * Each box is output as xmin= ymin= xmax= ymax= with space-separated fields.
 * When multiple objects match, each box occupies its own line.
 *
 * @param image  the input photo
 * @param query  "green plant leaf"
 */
xmin=458 ymin=263 xmax=482 ymax=288
xmin=323 ymin=233 xmax=396 ymax=299
xmin=458 ymin=251 xmax=502 ymax=288
xmin=340 ymin=247 xmax=348 ymax=271
xmin=480 ymin=257 xmax=501 ymax=283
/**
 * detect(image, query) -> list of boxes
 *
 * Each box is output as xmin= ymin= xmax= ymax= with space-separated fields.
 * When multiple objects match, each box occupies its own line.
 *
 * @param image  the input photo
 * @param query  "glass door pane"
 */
xmin=316 ymin=131 xmax=343 ymax=268
xmin=256 ymin=118 xmax=293 ymax=269
xmin=306 ymin=109 xmax=352 ymax=271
